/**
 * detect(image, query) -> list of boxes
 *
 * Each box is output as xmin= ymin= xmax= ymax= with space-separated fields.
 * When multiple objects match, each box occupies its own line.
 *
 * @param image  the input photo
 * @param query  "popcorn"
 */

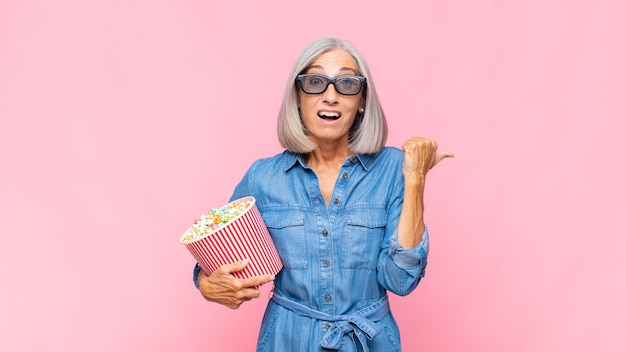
xmin=181 ymin=198 xmax=254 ymax=244
xmin=179 ymin=196 xmax=283 ymax=280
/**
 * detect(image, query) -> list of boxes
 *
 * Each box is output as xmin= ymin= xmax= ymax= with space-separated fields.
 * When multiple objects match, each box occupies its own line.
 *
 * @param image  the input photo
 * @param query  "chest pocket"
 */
xmin=262 ymin=209 xmax=308 ymax=270
xmin=342 ymin=207 xmax=388 ymax=270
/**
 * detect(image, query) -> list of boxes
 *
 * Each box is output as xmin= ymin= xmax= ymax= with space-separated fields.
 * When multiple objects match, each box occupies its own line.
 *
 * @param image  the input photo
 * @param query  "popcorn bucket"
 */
xmin=180 ymin=196 xmax=282 ymax=281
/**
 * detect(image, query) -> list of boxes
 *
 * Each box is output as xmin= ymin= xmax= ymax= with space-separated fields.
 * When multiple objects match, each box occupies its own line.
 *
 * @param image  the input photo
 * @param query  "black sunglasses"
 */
xmin=296 ymin=74 xmax=366 ymax=96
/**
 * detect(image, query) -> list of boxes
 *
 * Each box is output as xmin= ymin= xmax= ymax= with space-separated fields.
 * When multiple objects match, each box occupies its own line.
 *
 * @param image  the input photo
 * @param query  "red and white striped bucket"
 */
xmin=180 ymin=196 xmax=282 ymax=280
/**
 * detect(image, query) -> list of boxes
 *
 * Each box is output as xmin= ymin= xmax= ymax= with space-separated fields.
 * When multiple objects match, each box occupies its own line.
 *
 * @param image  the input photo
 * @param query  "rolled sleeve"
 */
xmin=388 ymin=226 xmax=429 ymax=275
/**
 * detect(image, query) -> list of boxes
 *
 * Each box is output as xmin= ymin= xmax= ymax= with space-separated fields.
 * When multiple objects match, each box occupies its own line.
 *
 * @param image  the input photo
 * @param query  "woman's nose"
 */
xmin=322 ymin=83 xmax=339 ymax=103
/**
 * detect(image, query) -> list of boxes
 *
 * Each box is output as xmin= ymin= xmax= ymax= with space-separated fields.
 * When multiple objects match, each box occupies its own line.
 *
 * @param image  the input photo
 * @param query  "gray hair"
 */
xmin=277 ymin=37 xmax=388 ymax=154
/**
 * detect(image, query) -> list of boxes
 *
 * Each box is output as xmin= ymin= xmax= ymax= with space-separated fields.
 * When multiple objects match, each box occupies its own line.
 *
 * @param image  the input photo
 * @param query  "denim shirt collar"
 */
xmin=282 ymin=151 xmax=375 ymax=172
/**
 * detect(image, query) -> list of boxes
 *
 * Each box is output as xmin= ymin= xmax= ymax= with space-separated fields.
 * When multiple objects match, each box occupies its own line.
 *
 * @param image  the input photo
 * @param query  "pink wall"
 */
xmin=1 ymin=0 xmax=624 ymax=351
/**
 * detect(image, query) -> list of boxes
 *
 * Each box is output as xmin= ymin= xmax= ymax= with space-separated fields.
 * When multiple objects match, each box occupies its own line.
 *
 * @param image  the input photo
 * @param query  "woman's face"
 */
xmin=298 ymin=49 xmax=365 ymax=149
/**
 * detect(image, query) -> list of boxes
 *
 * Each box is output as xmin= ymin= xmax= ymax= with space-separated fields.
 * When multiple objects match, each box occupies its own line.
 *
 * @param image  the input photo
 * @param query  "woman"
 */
xmin=193 ymin=36 xmax=453 ymax=351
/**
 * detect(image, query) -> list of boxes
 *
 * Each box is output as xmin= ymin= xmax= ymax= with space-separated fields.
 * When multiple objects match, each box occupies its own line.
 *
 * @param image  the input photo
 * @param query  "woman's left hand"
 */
xmin=401 ymin=137 xmax=453 ymax=180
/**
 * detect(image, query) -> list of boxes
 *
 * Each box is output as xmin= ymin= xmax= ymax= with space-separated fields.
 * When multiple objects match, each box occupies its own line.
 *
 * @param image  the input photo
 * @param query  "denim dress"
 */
xmin=229 ymin=147 xmax=429 ymax=352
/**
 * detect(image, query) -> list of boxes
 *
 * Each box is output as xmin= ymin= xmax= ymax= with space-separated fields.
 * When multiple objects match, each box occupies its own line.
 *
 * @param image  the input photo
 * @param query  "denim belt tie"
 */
xmin=270 ymin=289 xmax=390 ymax=352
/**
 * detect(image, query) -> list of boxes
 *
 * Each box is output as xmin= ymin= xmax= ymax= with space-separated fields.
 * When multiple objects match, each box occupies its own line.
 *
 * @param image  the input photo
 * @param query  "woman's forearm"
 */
xmin=397 ymin=175 xmax=426 ymax=248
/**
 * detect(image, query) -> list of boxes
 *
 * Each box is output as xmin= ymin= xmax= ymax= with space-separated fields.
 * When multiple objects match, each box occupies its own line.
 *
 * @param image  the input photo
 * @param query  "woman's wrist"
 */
xmin=403 ymin=172 xmax=426 ymax=188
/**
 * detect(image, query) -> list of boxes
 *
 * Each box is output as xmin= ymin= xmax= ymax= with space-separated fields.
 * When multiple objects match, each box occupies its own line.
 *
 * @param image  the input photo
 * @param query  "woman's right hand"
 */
xmin=197 ymin=259 xmax=275 ymax=309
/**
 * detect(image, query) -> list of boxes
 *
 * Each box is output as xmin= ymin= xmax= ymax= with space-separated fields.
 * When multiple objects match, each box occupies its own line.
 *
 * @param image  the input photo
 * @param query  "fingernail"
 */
xmin=242 ymin=259 xmax=249 ymax=265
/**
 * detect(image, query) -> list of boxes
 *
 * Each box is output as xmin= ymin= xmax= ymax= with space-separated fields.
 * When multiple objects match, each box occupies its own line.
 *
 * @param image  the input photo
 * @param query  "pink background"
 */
xmin=1 ymin=0 xmax=624 ymax=351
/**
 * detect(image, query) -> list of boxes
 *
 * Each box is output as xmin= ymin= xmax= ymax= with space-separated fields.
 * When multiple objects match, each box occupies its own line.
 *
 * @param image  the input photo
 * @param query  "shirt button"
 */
xmin=325 ymin=294 xmax=332 ymax=302
xmin=323 ymin=260 xmax=330 ymax=267
xmin=342 ymin=172 xmax=349 ymax=179
xmin=349 ymin=157 xmax=355 ymax=163
xmin=322 ymin=230 xmax=328 ymax=237
xmin=333 ymin=198 xmax=339 ymax=204
xmin=324 ymin=324 xmax=331 ymax=331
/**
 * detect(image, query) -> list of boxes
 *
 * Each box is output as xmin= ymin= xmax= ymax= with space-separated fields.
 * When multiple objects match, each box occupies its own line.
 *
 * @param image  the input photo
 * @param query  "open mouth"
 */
xmin=318 ymin=111 xmax=341 ymax=120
